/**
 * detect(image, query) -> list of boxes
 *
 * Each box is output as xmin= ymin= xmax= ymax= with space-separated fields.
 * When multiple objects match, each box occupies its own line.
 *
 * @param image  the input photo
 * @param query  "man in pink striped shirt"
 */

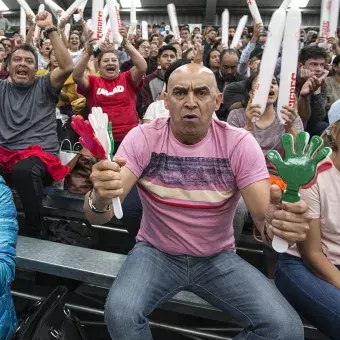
xmin=85 ymin=64 xmax=308 ymax=340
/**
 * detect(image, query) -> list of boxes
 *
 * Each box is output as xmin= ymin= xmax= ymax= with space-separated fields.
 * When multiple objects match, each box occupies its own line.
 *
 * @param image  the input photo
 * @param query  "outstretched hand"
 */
xmin=267 ymin=132 xmax=332 ymax=202
xmin=84 ymin=30 xmax=98 ymax=54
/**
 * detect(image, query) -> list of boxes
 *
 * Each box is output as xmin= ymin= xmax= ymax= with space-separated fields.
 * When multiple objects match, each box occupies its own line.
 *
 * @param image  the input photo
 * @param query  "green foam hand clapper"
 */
xmin=267 ymin=132 xmax=332 ymax=253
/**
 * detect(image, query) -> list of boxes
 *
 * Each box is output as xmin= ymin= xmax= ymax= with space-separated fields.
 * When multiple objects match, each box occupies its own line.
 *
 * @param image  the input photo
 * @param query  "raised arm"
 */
xmin=120 ymin=27 xmax=147 ymax=85
xmin=6 ymin=18 xmax=11 ymax=33
xmin=25 ymin=14 xmax=35 ymax=45
xmin=73 ymin=30 xmax=97 ymax=93
xmin=238 ymin=23 xmax=262 ymax=75
xmin=58 ymin=18 xmax=69 ymax=48
xmin=35 ymin=11 xmax=74 ymax=91
xmin=298 ymin=74 xmax=323 ymax=123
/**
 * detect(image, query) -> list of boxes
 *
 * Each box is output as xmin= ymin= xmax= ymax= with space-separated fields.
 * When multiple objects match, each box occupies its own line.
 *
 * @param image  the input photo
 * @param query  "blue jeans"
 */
xmin=105 ymin=242 xmax=303 ymax=340
xmin=275 ymin=253 xmax=340 ymax=340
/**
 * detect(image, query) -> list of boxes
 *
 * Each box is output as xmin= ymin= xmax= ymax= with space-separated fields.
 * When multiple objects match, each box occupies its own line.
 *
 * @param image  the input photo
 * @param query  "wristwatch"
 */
xmin=88 ymin=189 xmax=112 ymax=214
xmin=45 ymin=26 xmax=58 ymax=35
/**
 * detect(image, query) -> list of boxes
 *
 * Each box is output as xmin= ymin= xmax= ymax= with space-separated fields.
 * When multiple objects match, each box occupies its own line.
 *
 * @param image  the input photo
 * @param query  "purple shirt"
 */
xmin=116 ymin=118 xmax=269 ymax=256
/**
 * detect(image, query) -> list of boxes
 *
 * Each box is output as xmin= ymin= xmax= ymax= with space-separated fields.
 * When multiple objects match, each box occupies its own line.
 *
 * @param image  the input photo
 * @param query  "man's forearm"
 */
xmin=60 ymin=30 xmax=69 ymax=48
xmin=73 ymin=50 xmax=91 ymax=84
xmin=48 ymin=28 xmax=73 ymax=70
xmin=298 ymin=94 xmax=311 ymax=123
xmin=254 ymin=217 xmax=273 ymax=246
xmin=310 ymin=93 xmax=327 ymax=122
xmin=83 ymin=191 xmax=114 ymax=225
xmin=26 ymin=24 xmax=35 ymax=45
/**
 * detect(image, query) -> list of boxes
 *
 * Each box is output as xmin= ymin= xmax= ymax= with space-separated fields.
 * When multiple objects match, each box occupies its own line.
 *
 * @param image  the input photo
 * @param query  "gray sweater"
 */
xmin=0 ymin=17 xmax=11 ymax=32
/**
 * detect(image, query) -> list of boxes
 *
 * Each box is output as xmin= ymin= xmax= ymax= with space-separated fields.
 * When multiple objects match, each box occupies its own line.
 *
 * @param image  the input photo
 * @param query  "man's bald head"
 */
xmin=164 ymin=63 xmax=222 ymax=146
xmin=167 ymin=63 xmax=219 ymax=94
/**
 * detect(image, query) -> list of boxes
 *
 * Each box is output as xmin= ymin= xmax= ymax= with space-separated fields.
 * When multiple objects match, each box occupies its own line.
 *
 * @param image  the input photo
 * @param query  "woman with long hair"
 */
xmin=275 ymin=101 xmax=340 ymax=340
xmin=204 ymin=48 xmax=220 ymax=73
xmin=68 ymin=31 xmax=83 ymax=64
xmin=227 ymin=73 xmax=304 ymax=166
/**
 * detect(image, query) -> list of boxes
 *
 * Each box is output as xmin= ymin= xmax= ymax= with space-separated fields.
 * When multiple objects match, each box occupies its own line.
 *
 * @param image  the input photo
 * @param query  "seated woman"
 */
xmin=228 ymin=74 xmax=305 ymax=276
xmin=0 ymin=176 xmax=18 ymax=340
xmin=74 ymin=28 xmax=147 ymax=153
xmin=227 ymin=74 xmax=304 ymax=171
xmin=275 ymin=105 xmax=340 ymax=340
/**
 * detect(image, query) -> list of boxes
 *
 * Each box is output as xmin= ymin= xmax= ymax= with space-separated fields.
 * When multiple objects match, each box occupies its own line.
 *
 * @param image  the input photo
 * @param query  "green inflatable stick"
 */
xmin=267 ymin=131 xmax=332 ymax=252
xmin=108 ymin=122 xmax=114 ymax=161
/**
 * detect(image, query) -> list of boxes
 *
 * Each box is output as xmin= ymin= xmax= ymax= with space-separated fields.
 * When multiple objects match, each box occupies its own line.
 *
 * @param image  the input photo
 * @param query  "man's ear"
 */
xmin=215 ymin=91 xmax=222 ymax=111
xmin=164 ymin=92 xmax=169 ymax=109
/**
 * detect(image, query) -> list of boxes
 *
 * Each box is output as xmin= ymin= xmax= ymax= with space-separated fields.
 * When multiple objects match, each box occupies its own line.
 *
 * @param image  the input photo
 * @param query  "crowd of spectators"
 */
xmin=0 ymin=8 xmax=339 ymax=340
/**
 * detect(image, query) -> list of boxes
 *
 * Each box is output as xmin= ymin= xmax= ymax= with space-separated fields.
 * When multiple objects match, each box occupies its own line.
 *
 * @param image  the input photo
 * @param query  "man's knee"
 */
xmin=104 ymin=289 xmax=146 ymax=335
xmin=11 ymin=158 xmax=45 ymax=181
xmin=265 ymin=304 xmax=304 ymax=340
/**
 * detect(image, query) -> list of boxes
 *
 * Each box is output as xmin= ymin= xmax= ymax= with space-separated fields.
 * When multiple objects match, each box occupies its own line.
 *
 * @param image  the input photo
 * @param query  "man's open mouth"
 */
xmin=17 ymin=70 xmax=28 ymax=76
xmin=183 ymin=114 xmax=198 ymax=120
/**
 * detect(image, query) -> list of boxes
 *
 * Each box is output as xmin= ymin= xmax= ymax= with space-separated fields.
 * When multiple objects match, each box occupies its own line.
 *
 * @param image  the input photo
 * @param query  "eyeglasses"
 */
xmin=140 ymin=45 xmax=150 ymax=50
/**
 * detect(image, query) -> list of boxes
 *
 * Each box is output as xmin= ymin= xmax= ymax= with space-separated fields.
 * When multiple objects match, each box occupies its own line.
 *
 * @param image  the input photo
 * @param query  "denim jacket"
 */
xmin=0 ymin=175 xmax=18 ymax=340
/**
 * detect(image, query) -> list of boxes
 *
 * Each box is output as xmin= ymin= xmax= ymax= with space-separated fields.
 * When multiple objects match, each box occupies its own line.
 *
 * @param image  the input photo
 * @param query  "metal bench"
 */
xmin=13 ymin=236 xmax=329 ymax=340
xmin=14 ymin=236 xmax=235 ymax=339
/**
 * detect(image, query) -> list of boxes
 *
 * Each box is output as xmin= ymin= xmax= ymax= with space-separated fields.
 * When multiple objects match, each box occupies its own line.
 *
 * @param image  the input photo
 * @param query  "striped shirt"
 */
xmin=116 ymin=118 xmax=269 ymax=256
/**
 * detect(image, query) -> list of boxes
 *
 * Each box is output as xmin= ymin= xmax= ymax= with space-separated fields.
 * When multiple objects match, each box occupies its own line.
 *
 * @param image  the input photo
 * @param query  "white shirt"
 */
xmin=287 ymin=163 xmax=340 ymax=265
xmin=144 ymin=100 xmax=218 ymax=121
xmin=38 ymin=53 xmax=50 ymax=70
xmin=68 ymin=49 xmax=83 ymax=64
